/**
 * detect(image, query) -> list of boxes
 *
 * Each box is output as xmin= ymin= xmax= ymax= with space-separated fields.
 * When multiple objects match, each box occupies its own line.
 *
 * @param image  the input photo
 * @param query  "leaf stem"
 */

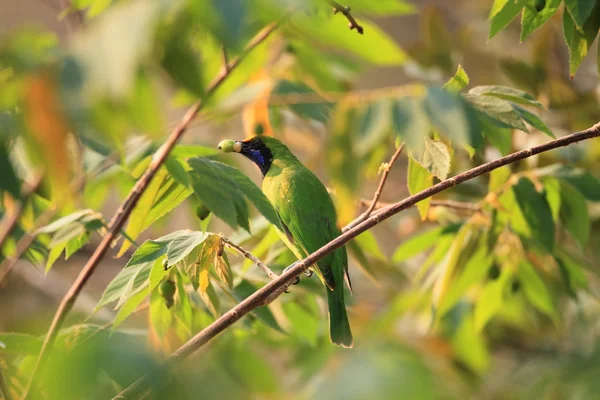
xmin=219 ymin=237 xmax=279 ymax=281
xmin=329 ymin=1 xmax=364 ymax=34
xmin=112 ymin=122 xmax=600 ymax=399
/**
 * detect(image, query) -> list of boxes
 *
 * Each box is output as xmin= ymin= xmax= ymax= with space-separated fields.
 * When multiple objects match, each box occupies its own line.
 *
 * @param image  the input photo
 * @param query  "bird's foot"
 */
xmin=283 ymin=262 xmax=301 ymax=285
xmin=304 ymin=269 xmax=313 ymax=278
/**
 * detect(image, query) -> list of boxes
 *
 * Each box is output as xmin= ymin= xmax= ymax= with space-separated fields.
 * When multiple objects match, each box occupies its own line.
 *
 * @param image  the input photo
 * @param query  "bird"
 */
xmin=218 ymin=135 xmax=353 ymax=348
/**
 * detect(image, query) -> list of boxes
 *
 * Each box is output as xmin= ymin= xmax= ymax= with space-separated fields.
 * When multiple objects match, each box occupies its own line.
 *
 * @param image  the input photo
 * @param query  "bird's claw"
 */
xmin=304 ymin=269 xmax=313 ymax=278
xmin=283 ymin=262 xmax=302 ymax=286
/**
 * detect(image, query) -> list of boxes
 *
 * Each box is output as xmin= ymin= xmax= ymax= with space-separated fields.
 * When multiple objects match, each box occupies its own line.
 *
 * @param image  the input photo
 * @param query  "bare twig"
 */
xmin=113 ymin=124 xmax=600 ymax=400
xmin=21 ymin=22 xmax=280 ymax=399
xmin=343 ymin=144 xmax=404 ymax=233
xmin=329 ymin=1 xmax=364 ymax=34
xmin=0 ymin=174 xmax=43 ymax=254
xmin=360 ymin=198 xmax=481 ymax=213
xmin=219 ymin=237 xmax=278 ymax=281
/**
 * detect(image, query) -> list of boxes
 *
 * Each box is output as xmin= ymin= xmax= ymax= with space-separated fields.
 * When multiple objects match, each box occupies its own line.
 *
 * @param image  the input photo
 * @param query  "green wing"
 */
xmin=270 ymin=166 xmax=345 ymax=290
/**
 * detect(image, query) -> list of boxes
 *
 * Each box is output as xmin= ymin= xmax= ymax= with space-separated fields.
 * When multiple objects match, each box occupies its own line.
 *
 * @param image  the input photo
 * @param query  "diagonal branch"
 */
xmin=360 ymin=198 xmax=482 ymax=213
xmin=22 ymin=21 xmax=280 ymax=399
xmin=329 ymin=1 xmax=364 ymax=34
xmin=113 ymin=123 xmax=600 ymax=400
xmin=345 ymin=144 xmax=404 ymax=232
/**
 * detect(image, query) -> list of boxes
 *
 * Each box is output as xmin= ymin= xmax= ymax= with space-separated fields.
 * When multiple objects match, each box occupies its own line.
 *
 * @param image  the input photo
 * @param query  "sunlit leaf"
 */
xmin=443 ymin=64 xmax=469 ymax=93
xmin=474 ymin=268 xmax=511 ymax=331
xmin=562 ymin=6 xmax=600 ymax=77
xmin=518 ymin=261 xmax=558 ymax=320
xmin=521 ymin=0 xmax=561 ymax=40
xmin=469 ymin=85 xmax=543 ymax=108
xmin=489 ymin=0 xmax=528 ymax=39
xmin=419 ymin=137 xmax=451 ymax=180
xmin=407 ymin=154 xmax=432 ymax=220
xmin=512 ymin=105 xmax=554 ymax=137
xmin=463 ymin=94 xmax=527 ymax=132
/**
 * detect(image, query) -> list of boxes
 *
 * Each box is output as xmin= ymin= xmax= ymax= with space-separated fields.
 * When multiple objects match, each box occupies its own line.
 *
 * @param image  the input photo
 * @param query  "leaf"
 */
xmin=290 ymin=10 xmax=407 ymax=65
xmin=518 ymin=261 xmax=558 ymax=320
xmin=543 ymin=177 xmax=562 ymax=221
xmin=463 ymin=94 xmax=528 ymax=131
xmin=392 ymin=225 xmax=459 ymax=263
xmin=283 ymin=301 xmax=319 ymax=346
xmin=489 ymin=0 xmax=528 ymax=39
xmin=0 ymin=333 xmax=41 ymax=354
xmin=424 ymin=87 xmax=469 ymax=145
xmin=150 ymin=287 xmax=174 ymax=339
xmin=468 ymin=85 xmax=543 ymax=108
xmin=512 ymin=104 xmax=554 ymax=137
xmin=167 ymin=231 xmax=209 ymax=267
xmin=565 ymin=0 xmax=596 ymax=28
xmin=451 ymin=314 xmax=490 ymax=373
xmin=118 ymin=168 xmax=169 ymax=256
xmin=474 ymin=268 xmax=511 ymax=331
xmin=393 ymin=97 xmax=430 ymax=154
xmin=165 ymin=156 xmax=191 ymax=187
xmin=437 ymin=247 xmax=494 ymax=316
xmin=354 ymin=230 xmax=386 ymax=261
xmin=559 ymin=181 xmax=590 ymax=247
xmin=170 ymin=144 xmax=219 ymax=159
xmin=521 ymin=0 xmax=562 ymax=40
xmin=407 ymin=154 xmax=433 ymax=220
xmin=46 ymin=242 xmax=67 ymax=272
xmin=188 ymin=157 xmax=281 ymax=231
xmin=420 ymin=137 xmax=451 ymax=180
xmin=563 ymin=6 xmax=600 ymax=77
xmin=271 ymin=80 xmax=332 ymax=123
xmin=512 ymin=177 xmax=555 ymax=252
xmin=551 ymin=166 xmax=600 ymax=201
xmin=443 ymin=64 xmax=469 ymax=93
xmin=488 ymin=166 xmax=511 ymax=192
xmin=37 ymin=209 xmax=95 ymax=233
xmin=233 ymin=280 xmax=284 ymax=333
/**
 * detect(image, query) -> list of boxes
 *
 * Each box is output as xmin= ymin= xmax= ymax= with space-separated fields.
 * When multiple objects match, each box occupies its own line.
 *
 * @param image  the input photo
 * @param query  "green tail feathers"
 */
xmin=327 ymin=287 xmax=353 ymax=348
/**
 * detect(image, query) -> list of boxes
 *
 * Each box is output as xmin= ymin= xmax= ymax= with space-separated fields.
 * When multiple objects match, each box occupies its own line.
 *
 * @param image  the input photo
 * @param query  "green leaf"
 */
xmin=420 ymin=137 xmax=451 ymax=180
xmin=468 ymin=85 xmax=543 ymax=108
xmin=0 ymin=131 xmax=20 ymax=199
xmin=392 ymin=97 xmax=430 ymax=154
xmin=424 ymin=87 xmax=469 ymax=145
xmin=474 ymin=268 xmax=511 ymax=331
xmin=437 ymin=247 xmax=494 ymax=316
xmin=64 ymin=232 xmax=89 ymax=259
xmin=463 ymin=94 xmax=528 ymax=131
xmin=46 ymin=242 xmax=67 ymax=272
xmin=407 ymin=154 xmax=433 ymax=220
xmin=392 ymin=225 xmax=458 ymax=263
xmin=512 ymin=104 xmax=554 ymax=137
xmin=271 ymin=80 xmax=332 ymax=123
xmin=543 ymin=177 xmax=562 ymax=221
xmin=290 ymin=10 xmax=407 ymax=65
xmin=37 ymin=209 xmax=95 ymax=234
xmin=543 ymin=165 xmax=600 ymax=201
xmin=188 ymin=157 xmax=282 ymax=231
xmin=443 ymin=64 xmax=469 ymax=93
xmin=518 ymin=261 xmax=558 ymax=320
xmin=150 ymin=287 xmax=174 ymax=339
xmin=234 ymin=280 xmax=284 ymax=333
xmin=354 ymin=230 xmax=386 ymax=261
xmin=283 ymin=301 xmax=319 ymax=346
xmin=170 ymin=144 xmax=219 ymax=159
xmin=521 ymin=0 xmax=562 ymax=40
xmin=166 ymin=231 xmax=209 ymax=267
xmin=451 ymin=314 xmax=490 ymax=373
xmin=489 ymin=166 xmax=511 ymax=192
xmin=0 ymin=333 xmax=41 ymax=354
xmin=165 ymin=156 xmax=191 ymax=187
xmin=565 ymin=0 xmax=596 ymax=28
xmin=563 ymin=6 xmax=600 ymax=77
xmin=512 ymin=177 xmax=555 ymax=252
xmin=489 ymin=0 xmax=528 ymax=39
xmin=559 ymin=182 xmax=590 ymax=247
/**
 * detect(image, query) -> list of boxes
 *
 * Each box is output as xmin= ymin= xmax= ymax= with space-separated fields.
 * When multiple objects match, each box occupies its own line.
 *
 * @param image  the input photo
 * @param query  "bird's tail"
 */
xmin=327 ymin=286 xmax=353 ymax=348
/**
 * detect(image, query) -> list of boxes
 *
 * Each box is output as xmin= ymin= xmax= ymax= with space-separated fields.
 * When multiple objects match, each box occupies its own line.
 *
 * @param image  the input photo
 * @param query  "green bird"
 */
xmin=218 ymin=136 xmax=353 ymax=348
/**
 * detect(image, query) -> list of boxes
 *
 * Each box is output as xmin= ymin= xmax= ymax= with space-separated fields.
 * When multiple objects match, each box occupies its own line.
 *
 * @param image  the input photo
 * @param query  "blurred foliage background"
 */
xmin=2 ymin=0 xmax=600 ymax=399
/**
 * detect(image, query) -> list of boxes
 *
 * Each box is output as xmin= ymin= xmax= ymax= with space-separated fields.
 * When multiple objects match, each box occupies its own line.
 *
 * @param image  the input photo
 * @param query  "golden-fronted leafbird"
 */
xmin=218 ymin=136 xmax=353 ymax=348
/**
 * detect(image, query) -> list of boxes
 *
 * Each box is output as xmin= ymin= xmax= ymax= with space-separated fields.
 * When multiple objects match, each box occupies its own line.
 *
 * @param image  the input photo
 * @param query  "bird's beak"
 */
xmin=217 ymin=140 xmax=243 ymax=153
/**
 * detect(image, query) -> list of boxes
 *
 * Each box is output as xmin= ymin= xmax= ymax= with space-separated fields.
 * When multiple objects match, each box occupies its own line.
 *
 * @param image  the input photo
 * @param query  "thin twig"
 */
xmin=219 ymin=237 xmax=278 ymax=281
xmin=360 ymin=198 xmax=482 ymax=213
xmin=221 ymin=47 xmax=230 ymax=73
xmin=329 ymin=1 xmax=364 ymax=34
xmin=113 ymin=123 xmax=600 ymax=400
xmin=21 ymin=22 xmax=281 ymax=399
xmin=0 ymin=174 xmax=44 ymax=254
xmin=344 ymin=144 xmax=404 ymax=232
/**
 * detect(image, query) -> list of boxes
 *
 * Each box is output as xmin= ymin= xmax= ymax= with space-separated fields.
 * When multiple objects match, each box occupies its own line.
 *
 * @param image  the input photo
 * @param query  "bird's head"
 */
xmin=218 ymin=136 xmax=292 ymax=176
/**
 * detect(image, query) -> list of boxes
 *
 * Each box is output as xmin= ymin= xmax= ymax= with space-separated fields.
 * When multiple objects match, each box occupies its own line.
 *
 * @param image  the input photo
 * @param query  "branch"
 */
xmin=219 ymin=237 xmax=278 ymax=281
xmin=360 ymin=198 xmax=482 ymax=213
xmin=329 ymin=1 xmax=364 ymax=34
xmin=345 ymin=144 xmax=404 ymax=232
xmin=21 ymin=22 xmax=280 ymax=399
xmin=113 ymin=123 xmax=600 ymax=400
xmin=0 ymin=174 xmax=43 ymax=253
